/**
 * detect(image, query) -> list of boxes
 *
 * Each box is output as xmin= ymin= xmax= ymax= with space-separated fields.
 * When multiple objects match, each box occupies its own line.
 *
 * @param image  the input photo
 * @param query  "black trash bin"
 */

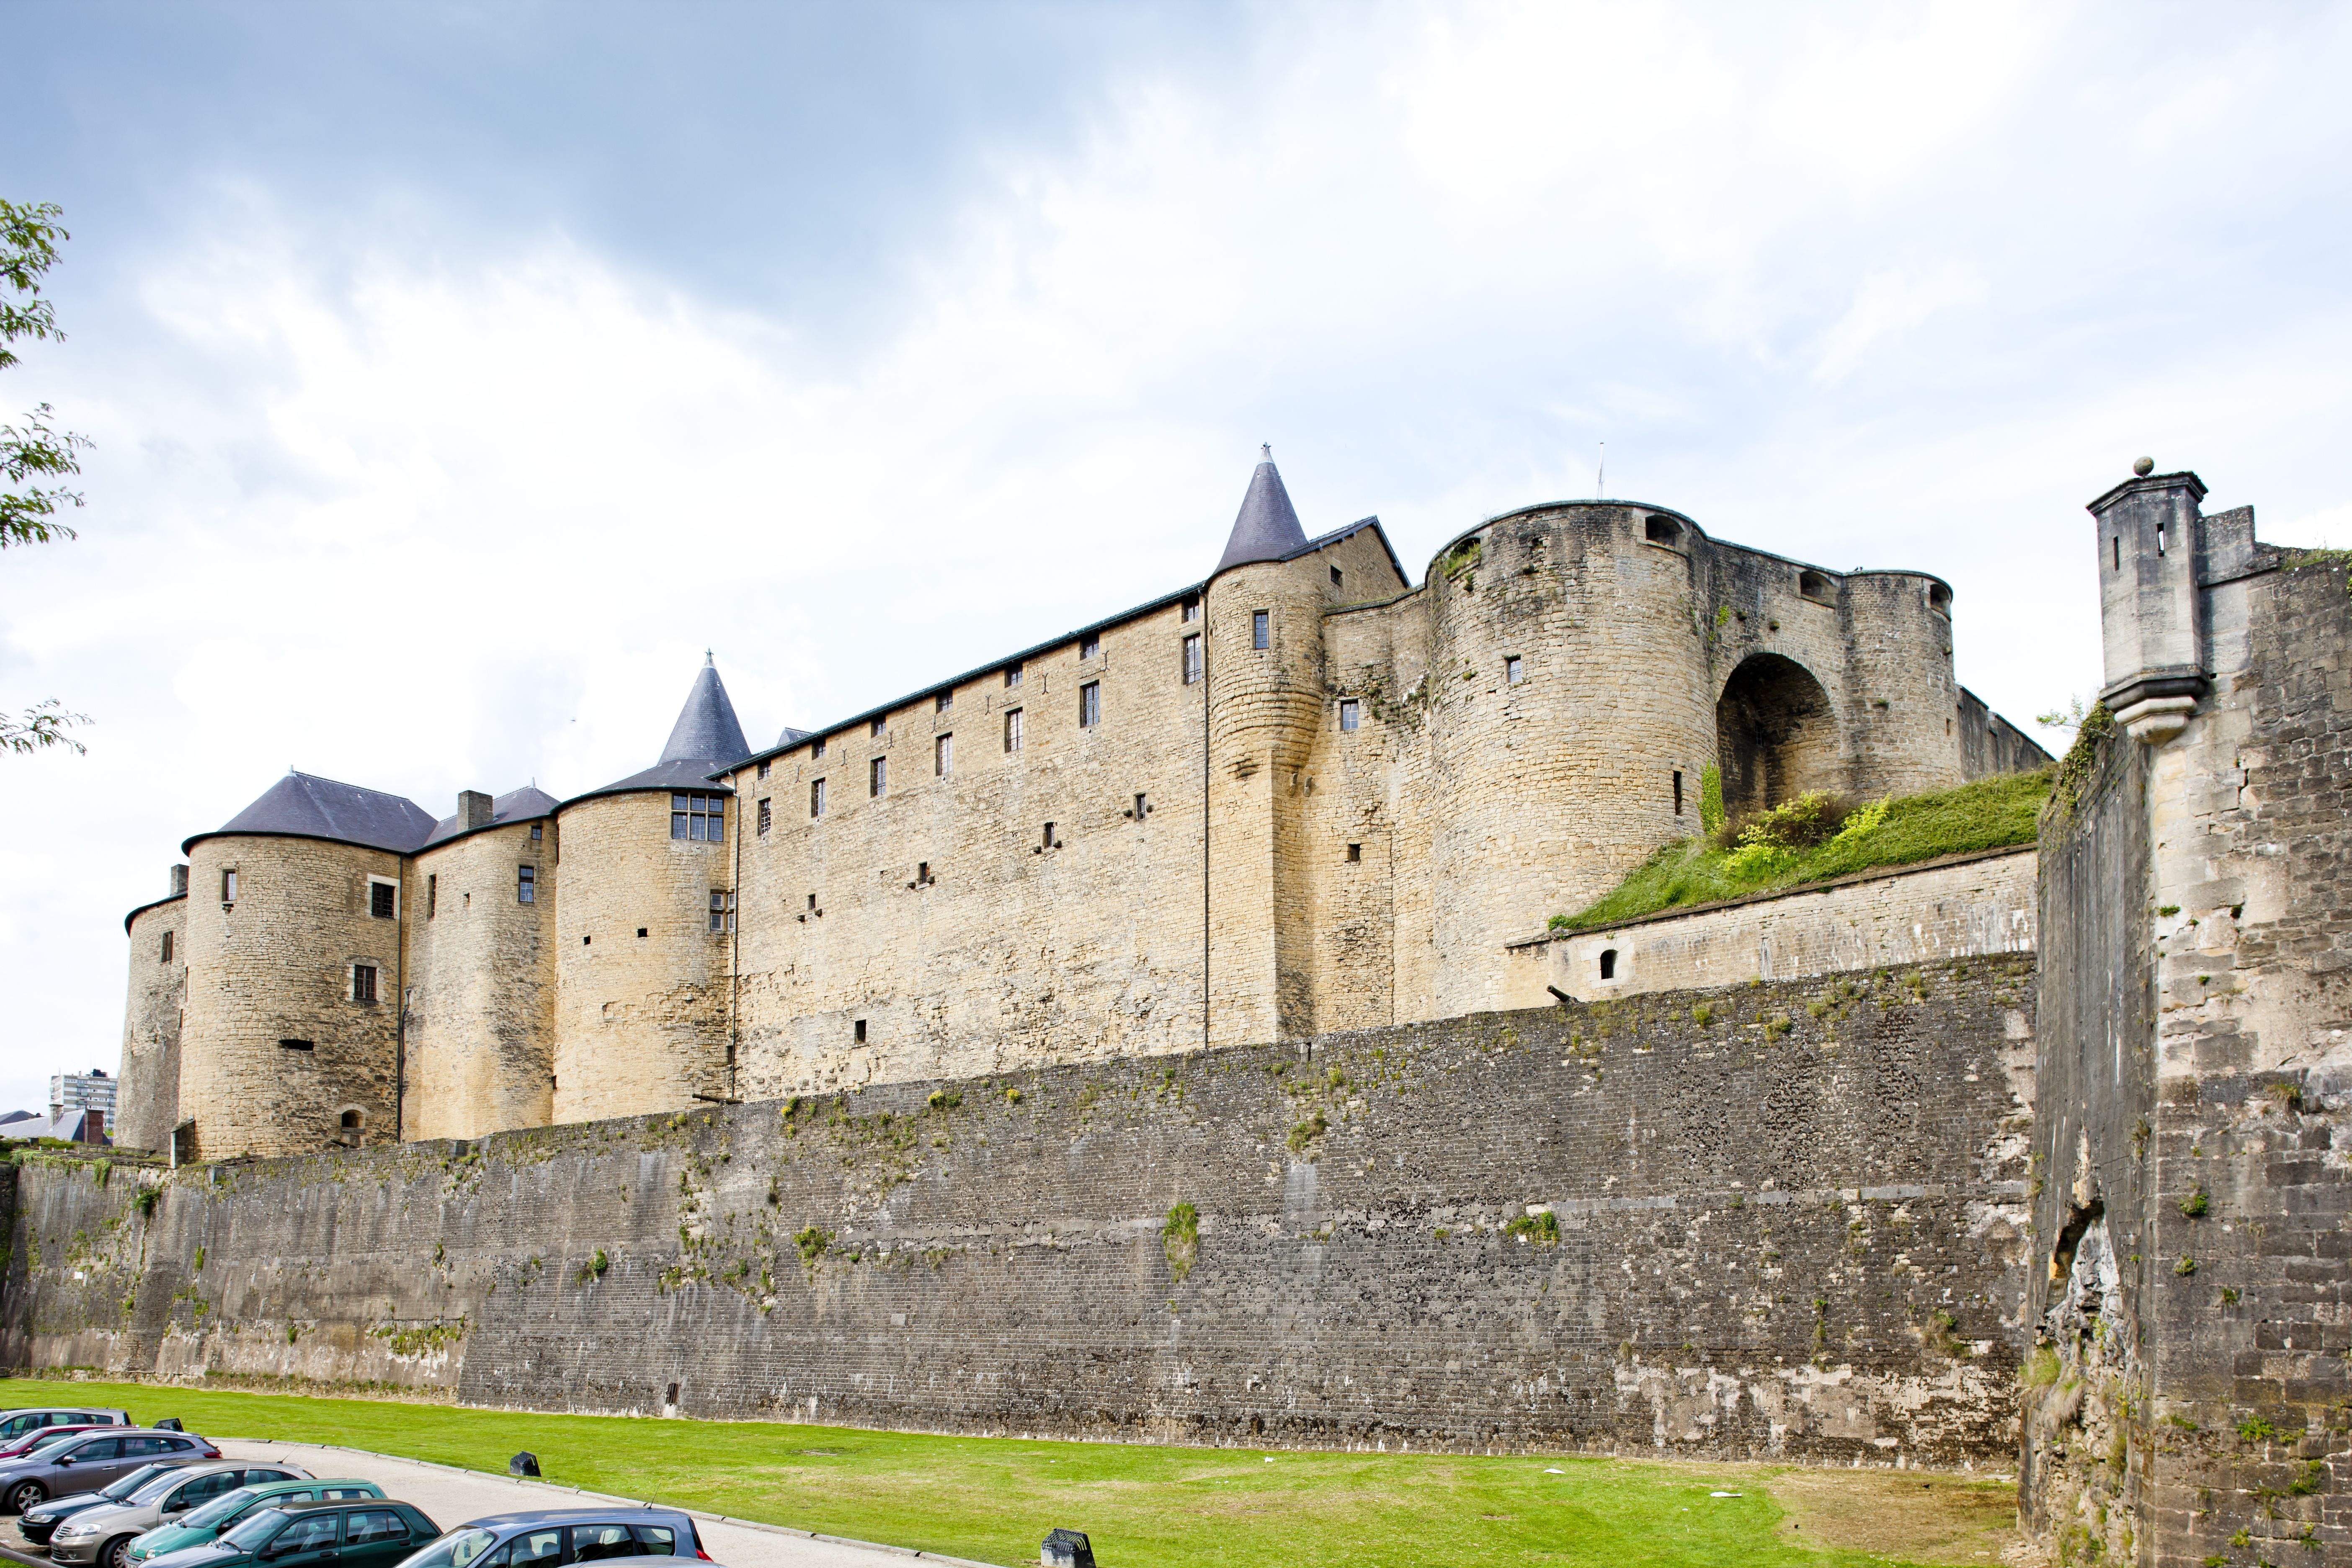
xmin=1041 ymin=1528 xmax=1093 ymax=1568
xmin=509 ymin=1452 xmax=540 ymax=1478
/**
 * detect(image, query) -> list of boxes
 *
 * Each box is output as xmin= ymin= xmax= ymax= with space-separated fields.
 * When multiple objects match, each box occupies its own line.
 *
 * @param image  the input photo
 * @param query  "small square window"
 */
xmin=811 ymin=778 xmax=828 ymax=818
xmin=1346 ymin=842 xmax=1362 ymax=863
xmin=1330 ymin=564 xmax=1343 ymax=587
xmin=517 ymin=864 xmax=535 ymax=904
xmin=1253 ymin=610 xmax=1269 ymax=650
xmin=1079 ymin=681 xmax=1101 ymax=729
xmin=369 ymin=881 xmax=397 ymax=919
xmin=757 ymin=797 xmax=772 ymax=834
xmin=1339 ymin=699 xmax=1360 ymax=732
xmin=1005 ymin=707 xmax=1024 ymax=753
xmin=1005 ymin=664 xmax=1023 ymax=688
xmin=530 ymin=823 xmax=542 ymax=843
xmin=1080 ymin=633 xmax=1100 ymax=660
xmin=353 ymin=964 xmax=378 ymax=1004
xmin=870 ymin=717 xmax=885 ymax=738
xmin=1183 ymin=634 xmax=1202 ymax=685
xmin=936 ymin=691 xmax=953 ymax=714
xmin=1506 ymin=655 xmax=1525 ymax=684
xmin=160 ymin=931 xmax=173 ymax=964
xmin=709 ymin=891 xmax=736 ymax=934
xmin=758 ymin=759 xmax=771 ymax=780
xmin=936 ymin=733 xmax=953 ymax=776
xmin=1181 ymin=596 xmax=1201 ymax=623
xmin=870 ymin=755 xmax=887 ymax=797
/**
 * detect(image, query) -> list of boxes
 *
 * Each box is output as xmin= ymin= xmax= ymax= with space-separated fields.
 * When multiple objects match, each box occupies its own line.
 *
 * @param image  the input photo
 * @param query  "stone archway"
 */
xmin=1716 ymin=653 xmax=1840 ymax=818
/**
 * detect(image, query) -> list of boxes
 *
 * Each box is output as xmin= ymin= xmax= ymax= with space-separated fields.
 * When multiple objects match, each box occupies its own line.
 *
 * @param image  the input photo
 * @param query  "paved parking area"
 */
xmin=189 ymin=1442 xmax=996 ymax=1568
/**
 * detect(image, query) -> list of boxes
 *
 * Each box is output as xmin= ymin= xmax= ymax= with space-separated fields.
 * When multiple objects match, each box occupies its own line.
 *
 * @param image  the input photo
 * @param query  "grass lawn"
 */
xmin=17 ymin=1380 xmax=2019 ymax=1567
xmin=1552 ymin=769 xmax=2052 ymax=933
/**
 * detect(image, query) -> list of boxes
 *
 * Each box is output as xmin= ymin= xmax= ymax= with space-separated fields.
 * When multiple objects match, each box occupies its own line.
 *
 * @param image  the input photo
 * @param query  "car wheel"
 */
xmin=103 ymin=1537 xmax=135 ymax=1568
xmin=7 ymin=1482 xmax=46 ymax=1515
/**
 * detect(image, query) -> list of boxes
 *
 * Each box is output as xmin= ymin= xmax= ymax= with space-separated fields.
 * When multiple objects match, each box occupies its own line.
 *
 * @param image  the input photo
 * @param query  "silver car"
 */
xmin=50 ymin=1464 xmax=312 ymax=1568
xmin=0 ymin=1412 xmax=130 ymax=1444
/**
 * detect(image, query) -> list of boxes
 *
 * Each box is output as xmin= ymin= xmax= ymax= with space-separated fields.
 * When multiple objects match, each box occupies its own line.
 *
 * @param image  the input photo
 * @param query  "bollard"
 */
xmin=509 ymin=1452 xmax=541 ymax=1478
xmin=1041 ymin=1528 xmax=1093 ymax=1568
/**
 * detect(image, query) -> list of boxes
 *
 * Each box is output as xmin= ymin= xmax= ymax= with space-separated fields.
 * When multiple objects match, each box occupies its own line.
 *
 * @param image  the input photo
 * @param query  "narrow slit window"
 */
xmin=1043 ymin=822 xmax=1056 ymax=849
xmin=1673 ymin=770 xmax=1684 ymax=816
xmin=1183 ymin=634 xmax=1202 ymax=684
xmin=870 ymin=756 xmax=887 ymax=797
xmin=160 ymin=931 xmax=173 ymax=964
xmin=1252 ymin=610 xmax=1269 ymax=650
xmin=517 ymin=864 xmax=536 ymax=904
xmin=854 ymin=1019 xmax=867 ymax=1044
xmin=1339 ymin=699 xmax=1360 ymax=732
xmin=1080 ymin=633 xmax=1100 ymax=660
xmin=426 ymin=874 xmax=437 ymax=918
xmin=353 ymin=964 xmax=379 ymax=1003
xmin=1079 ymin=681 xmax=1101 ymax=729
xmin=810 ymin=778 xmax=828 ymax=818
xmin=917 ymin=861 xmax=930 ymax=884
xmin=807 ymin=893 xmax=817 ymax=911
xmin=1505 ymin=656 xmax=1525 ymax=684
xmin=2113 ymin=536 xmax=2120 ymax=570
xmin=1133 ymin=792 xmax=1148 ymax=819
xmin=222 ymin=869 xmax=237 ymax=902
xmin=1599 ymin=949 xmax=1617 ymax=981
xmin=757 ymin=797 xmax=772 ymax=834
xmin=936 ymin=734 xmax=953 ymax=777
xmin=671 ymin=792 xmax=725 ymax=841
xmin=1004 ymin=707 xmax=1024 ymax=752
xmin=1329 ymin=564 xmax=1342 ymax=587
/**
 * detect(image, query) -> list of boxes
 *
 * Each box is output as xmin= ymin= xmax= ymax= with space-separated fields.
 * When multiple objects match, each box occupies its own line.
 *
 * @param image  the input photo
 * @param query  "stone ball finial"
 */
xmin=2133 ymin=457 xmax=2155 ymax=477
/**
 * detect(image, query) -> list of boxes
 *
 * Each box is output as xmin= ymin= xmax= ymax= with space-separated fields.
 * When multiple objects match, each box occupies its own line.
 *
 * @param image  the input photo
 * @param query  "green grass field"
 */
xmin=13 ymin=1380 xmax=2017 ymax=1567
xmin=1551 ymin=769 xmax=2051 ymax=933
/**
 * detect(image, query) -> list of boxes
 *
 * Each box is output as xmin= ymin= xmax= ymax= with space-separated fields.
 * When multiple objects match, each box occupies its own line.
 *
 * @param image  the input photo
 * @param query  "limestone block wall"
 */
xmin=404 ymin=818 xmax=557 ymax=1140
xmin=1536 ymin=847 xmax=2040 ymax=1002
xmin=178 ymin=837 xmax=404 ymax=1160
xmin=1840 ymin=573 xmax=1968 ymax=800
xmin=118 ymin=891 xmax=187 ymax=1153
xmin=550 ymin=793 xmax=730 ymax=1123
xmin=9 ymin=956 xmax=2035 ymax=1464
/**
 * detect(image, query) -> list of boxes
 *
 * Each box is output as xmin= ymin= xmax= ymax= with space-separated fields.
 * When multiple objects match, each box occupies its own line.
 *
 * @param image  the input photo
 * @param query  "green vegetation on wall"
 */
xmin=1551 ymin=769 xmax=2052 ymax=932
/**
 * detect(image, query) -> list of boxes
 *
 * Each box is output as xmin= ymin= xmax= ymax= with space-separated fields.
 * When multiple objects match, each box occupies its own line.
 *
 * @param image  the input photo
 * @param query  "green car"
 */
xmin=143 ymin=1500 xmax=436 ymax=1568
xmin=127 ymin=1481 xmax=385 ymax=1566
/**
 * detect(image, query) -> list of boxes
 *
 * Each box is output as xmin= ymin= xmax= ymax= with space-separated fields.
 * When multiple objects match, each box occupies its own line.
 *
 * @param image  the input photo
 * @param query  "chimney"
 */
xmin=460 ymin=790 xmax=495 ymax=831
xmin=170 ymin=864 xmax=188 ymax=897
xmin=2089 ymin=461 xmax=2211 ymax=744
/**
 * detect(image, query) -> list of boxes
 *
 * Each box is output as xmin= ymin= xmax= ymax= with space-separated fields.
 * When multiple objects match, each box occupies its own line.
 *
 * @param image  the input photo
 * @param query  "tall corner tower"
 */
xmin=2090 ymin=463 xmax=2210 ymax=744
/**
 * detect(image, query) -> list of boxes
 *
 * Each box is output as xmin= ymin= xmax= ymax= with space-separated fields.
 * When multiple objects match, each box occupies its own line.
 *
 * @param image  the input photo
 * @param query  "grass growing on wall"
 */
xmin=18 ymin=1380 xmax=2013 ymax=1568
xmin=1551 ymin=768 xmax=2053 ymax=933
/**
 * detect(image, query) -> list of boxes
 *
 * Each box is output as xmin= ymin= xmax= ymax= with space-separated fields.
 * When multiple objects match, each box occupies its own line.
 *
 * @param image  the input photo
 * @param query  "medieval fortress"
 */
xmin=114 ymin=453 xmax=2047 ymax=1161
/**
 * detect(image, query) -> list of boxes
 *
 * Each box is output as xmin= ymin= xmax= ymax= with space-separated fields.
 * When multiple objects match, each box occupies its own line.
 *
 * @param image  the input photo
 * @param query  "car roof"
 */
xmin=274 ymin=1500 xmax=409 ymax=1514
xmin=0 ymin=1409 xmax=121 ymax=1418
xmin=248 ymin=1478 xmax=370 ymax=1492
xmin=457 ymin=1509 xmax=691 ymax=1529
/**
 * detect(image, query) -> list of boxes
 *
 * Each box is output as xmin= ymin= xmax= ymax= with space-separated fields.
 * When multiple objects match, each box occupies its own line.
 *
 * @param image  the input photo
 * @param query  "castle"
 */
xmin=116 ymin=451 xmax=2047 ymax=1161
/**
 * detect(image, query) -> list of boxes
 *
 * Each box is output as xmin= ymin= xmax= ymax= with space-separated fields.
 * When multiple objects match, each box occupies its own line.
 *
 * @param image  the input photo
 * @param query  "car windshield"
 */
xmin=222 ymin=1509 xmax=291 ymax=1551
xmin=181 ymin=1488 xmax=262 ymax=1530
xmin=103 ymin=1466 xmax=180 ymax=1501
xmin=392 ymin=1528 xmax=497 ymax=1568
xmin=25 ymin=1428 xmax=90 ymax=1452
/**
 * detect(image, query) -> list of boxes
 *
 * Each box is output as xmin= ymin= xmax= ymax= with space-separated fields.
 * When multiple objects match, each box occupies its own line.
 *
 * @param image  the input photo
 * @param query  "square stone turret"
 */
xmin=2089 ymin=464 xmax=2210 ymax=742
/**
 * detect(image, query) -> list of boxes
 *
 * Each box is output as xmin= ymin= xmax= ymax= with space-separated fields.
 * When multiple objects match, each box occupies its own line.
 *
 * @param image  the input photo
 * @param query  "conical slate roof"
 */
xmin=185 ymin=771 xmax=437 ymax=856
xmin=661 ymin=654 xmax=750 ymax=765
xmin=1214 ymin=445 xmax=1308 ymax=574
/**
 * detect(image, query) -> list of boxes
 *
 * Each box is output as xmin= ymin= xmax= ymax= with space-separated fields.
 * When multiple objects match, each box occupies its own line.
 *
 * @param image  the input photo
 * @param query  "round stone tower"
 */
xmin=551 ymin=657 xmax=750 ymax=1123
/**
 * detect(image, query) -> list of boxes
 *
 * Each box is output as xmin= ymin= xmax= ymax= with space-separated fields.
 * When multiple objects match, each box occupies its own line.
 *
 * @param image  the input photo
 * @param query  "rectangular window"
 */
xmin=813 ymin=737 xmax=827 ymax=759
xmin=222 ymin=869 xmax=238 ymax=902
xmin=709 ymin=891 xmax=735 ymax=934
xmin=1004 ymin=708 xmax=1023 ymax=752
xmin=369 ymin=881 xmax=397 ymax=919
xmin=870 ymin=755 xmax=887 ymax=797
xmin=426 ymin=874 xmax=437 ymax=918
xmin=671 ymin=792 xmax=725 ymax=841
xmin=854 ymin=1019 xmax=868 ymax=1044
xmin=1133 ymin=792 xmax=1148 ymax=819
xmin=1005 ymin=664 xmax=1023 ymax=688
xmin=353 ymin=964 xmax=378 ymax=1004
xmin=1252 ymin=610 xmax=1269 ymax=650
xmin=1080 ymin=632 xmax=1100 ymax=660
xmin=1043 ymin=822 xmax=1055 ymax=849
xmin=1181 ymin=596 xmax=1200 ymax=623
xmin=936 ymin=690 xmax=953 ymax=713
xmin=1079 ymin=681 xmax=1100 ymax=728
xmin=810 ymin=778 xmax=828 ymax=818
xmin=757 ymin=759 xmax=771 ymax=780
xmin=1506 ymin=655 xmax=1525 ymax=684
xmin=1673 ymin=770 xmax=1684 ymax=816
xmin=870 ymin=717 xmax=886 ymax=738
xmin=1347 ymin=842 xmax=1362 ymax=863
xmin=530 ymin=823 xmax=542 ymax=843
xmin=757 ymin=797 xmax=772 ymax=834
xmin=1183 ymin=634 xmax=1201 ymax=684
xmin=1339 ymin=699 xmax=1360 ymax=732
xmin=807 ymin=893 xmax=817 ymax=911
xmin=916 ymin=860 xmax=930 ymax=884
xmin=518 ymin=864 xmax=536 ymax=904
xmin=160 ymin=931 xmax=173 ymax=964
xmin=1330 ymin=564 xmax=1343 ymax=587
xmin=936 ymin=733 xmax=953 ymax=776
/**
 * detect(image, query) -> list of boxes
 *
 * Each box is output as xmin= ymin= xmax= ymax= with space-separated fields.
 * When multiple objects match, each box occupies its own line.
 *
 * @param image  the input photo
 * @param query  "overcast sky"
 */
xmin=4 ymin=1 xmax=2349 ymax=1120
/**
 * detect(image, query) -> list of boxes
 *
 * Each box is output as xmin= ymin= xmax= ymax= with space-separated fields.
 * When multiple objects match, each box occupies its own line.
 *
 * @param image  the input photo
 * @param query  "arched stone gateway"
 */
xmin=1716 ymin=652 xmax=1840 ymax=818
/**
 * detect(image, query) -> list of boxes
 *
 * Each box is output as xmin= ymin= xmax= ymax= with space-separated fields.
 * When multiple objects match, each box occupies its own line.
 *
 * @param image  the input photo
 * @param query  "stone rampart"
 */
xmin=13 ymin=959 xmax=2033 ymax=1464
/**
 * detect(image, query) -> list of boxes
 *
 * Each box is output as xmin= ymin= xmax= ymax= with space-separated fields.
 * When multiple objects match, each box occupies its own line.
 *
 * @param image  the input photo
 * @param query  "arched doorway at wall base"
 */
xmin=1716 ymin=652 xmax=1840 ymax=819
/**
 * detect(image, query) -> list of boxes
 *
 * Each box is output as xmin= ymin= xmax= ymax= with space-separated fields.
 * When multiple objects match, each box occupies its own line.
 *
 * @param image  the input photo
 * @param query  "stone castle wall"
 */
xmin=15 ymin=959 xmax=2034 ymax=1463
xmin=118 ymin=892 xmax=187 ymax=1154
xmin=403 ymin=820 xmax=557 ymax=1141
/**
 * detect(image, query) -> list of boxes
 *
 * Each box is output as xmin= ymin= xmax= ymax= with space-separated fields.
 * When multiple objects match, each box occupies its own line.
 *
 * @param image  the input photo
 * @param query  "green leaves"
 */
xmin=1 ymin=402 xmax=87 ymax=550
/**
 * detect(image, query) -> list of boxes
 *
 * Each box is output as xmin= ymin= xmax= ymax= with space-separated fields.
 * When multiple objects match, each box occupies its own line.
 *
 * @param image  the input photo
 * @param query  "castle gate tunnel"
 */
xmin=1716 ymin=652 xmax=1840 ymax=818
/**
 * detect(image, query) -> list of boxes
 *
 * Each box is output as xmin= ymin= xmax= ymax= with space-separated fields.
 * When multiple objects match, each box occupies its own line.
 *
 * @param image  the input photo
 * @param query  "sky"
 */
xmin=4 ymin=0 xmax=2349 ymax=1119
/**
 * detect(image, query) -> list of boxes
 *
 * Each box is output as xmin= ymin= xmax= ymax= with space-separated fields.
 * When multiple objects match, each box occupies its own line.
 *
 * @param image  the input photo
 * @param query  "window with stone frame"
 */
xmin=1004 ymin=707 xmax=1024 ymax=752
xmin=1183 ymin=634 xmax=1201 ymax=684
xmin=369 ymin=880 xmax=397 ymax=919
xmin=757 ymin=797 xmax=772 ymax=834
xmin=936 ymin=733 xmax=953 ymax=776
xmin=709 ymin=890 xmax=736 ymax=934
xmin=870 ymin=755 xmax=887 ymax=797
xmin=1079 ymin=681 xmax=1101 ymax=729
xmin=1253 ymin=610 xmax=1269 ymax=650
xmin=352 ymin=963 xmax=378 ymax=1004
xmin=160 ymin=931 xmax=173 ymax=963
xmin=517 ymin=864 xmax=536 ymax=903
xmin=671 ymin=792 xmax=725 ymax=841
xmin=1339 ymin=699 xmax=1360 ymax=731
xmin=811 ymin=777 xmax=827 ymax=817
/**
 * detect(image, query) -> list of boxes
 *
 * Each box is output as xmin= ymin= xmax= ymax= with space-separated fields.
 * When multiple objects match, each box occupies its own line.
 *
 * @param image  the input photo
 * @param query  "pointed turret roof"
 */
xmin=569 ymin=656 xmax=755 ymax=804
xmin=183 ymin=771 xmax=437 ymax=856
xmin=1214 ymin=445 xmax=1309 ymax=574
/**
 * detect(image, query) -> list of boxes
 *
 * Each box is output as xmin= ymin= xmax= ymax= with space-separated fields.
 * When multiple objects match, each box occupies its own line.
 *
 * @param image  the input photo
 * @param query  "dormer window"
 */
xmin=1927 ymin=583 xmax=1952 ymax=616
xmin=1644 ymin=515 xmax=1683 ymax=547
xmin=870 ymin=717 xmax=885 ymax=738
xmin=812 ymin=737 xmax=826 ymax=759
xmin=1181 ymin=596 xmax=1201 ymax=623
xmin=1004 ymin=664 xmax=1023 ymax=689
xmin=1799 ymin=570 xmax=1833 ymax=603
xmin=672 ymin=792 xmax=725 ymax=842
xmin=1080 ymin=633 xmax=1101 ymax=660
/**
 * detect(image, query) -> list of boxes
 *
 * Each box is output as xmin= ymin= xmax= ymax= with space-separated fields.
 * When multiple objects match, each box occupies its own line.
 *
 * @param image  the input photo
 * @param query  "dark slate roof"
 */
xmin=777 ymin=725 xmax=812 ymax=748
xmin=184 ymin=771 xmax=437 ymax=856
xmin=421 ymin=785 xmax=562 ymax=849
xmin=568 ymin=758 xmax=740 ymax=805
xmin=1214 ymin=446 xmax=1309 ymax=574
xmin=122 ymin=890 xmax=186 ymax=935
xmin=660 ymin=656 xmax=750 ymax=766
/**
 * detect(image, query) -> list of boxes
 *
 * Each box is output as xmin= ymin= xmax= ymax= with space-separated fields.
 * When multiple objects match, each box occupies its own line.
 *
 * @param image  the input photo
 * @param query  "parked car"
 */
xmin=128 ymin=1479 xmax=387 ymax=1568
xmin=0 ymin=1432 xmax=221 ymax=1515
xmin=49 ymin=1463 xmax=315 ymax=1568
xmin=0 ymin=1413 xmax=130 ymax=1443
xmin=141 ymin=1500 xmax=438 ymax=1568
xmin=392 ymin=1508 xmax=713 ymax=1568
xmin=0 ymin=1426 xmax=113 ymax=1461
xmin=19 ymin=1460 xmax=217 ymax=1545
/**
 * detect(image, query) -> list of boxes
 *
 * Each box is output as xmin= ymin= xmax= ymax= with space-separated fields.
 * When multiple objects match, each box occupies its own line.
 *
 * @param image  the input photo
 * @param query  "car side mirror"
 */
xmin=54 ymin=1456 xmax=72 ymax=1466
